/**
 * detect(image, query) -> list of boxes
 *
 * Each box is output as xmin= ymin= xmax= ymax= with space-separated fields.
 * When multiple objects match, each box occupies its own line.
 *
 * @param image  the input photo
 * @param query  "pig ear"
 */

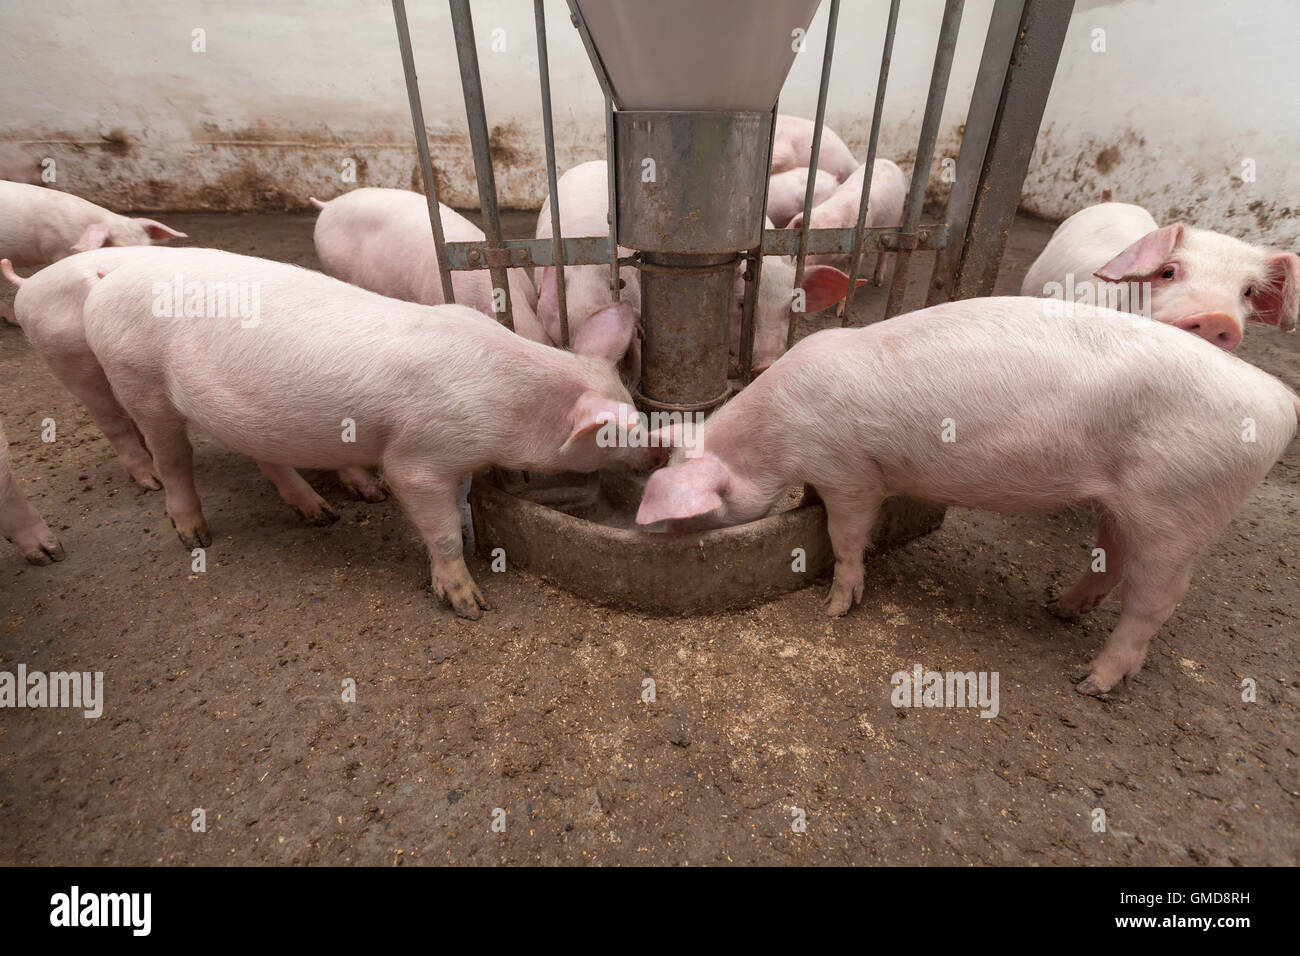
xmin=72 ymin=223 xmax=111 ymax=253
xmin=1250 ymin=252 xmax=1300 ymax=332
xmin=572 ymin=301 xmax=639 ymax=363
xmin=802 ymin=265 xmax=870 ymax=314
xmin=636 ymin=458 xmax=730 ymax=526
xmin=1094 ymin=223 xmax=1184 ymax=282
xmin=133 ymin=218 xmax=186 ymax=240
xmin=563 ymin=390 xmax=641 ymax=450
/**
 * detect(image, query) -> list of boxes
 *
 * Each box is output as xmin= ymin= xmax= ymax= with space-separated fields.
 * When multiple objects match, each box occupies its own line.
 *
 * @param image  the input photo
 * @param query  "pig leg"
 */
xmin=1075 ymin=545 xmax=1194 ymax=696
xmin=256 ymin=462 xmax=339 ymax=525
xmin=45 ymin=354 xmax=161 ymax=489
xmin=384 ymin=462 xmax=487 ymax=619
xmin=130 ymin=407 xmax=211 ymax=548
xmin=0 ymin=472 xmax=64 ymax=565
xmin=1046 ymin=512 xmax=1126 ymax=619
xmin=871 ymin=250 xmax=889 ymax=287
xmin=819 ymin=486 xmax=885 ymax=617
xmin=337 ymin=466 xmax=387 ymax=503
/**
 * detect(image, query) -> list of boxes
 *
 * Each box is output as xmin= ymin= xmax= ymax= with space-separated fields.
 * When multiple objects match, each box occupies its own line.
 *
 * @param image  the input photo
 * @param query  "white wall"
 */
xmin=2 ymin=0 xmax=1296 ymax=247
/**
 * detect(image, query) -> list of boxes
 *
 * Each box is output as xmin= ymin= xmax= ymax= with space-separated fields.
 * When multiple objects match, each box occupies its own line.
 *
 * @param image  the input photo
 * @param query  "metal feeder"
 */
xmin=391 ymin=0 xmax=1075 ymax=613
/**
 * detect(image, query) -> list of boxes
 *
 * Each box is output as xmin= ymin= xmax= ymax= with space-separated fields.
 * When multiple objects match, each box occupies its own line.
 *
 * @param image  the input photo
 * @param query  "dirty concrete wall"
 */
xmin=1 ymin=1 xmax=1295 ymax=247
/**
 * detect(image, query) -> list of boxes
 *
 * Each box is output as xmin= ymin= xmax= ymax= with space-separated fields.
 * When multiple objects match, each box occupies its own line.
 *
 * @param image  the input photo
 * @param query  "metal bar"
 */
xmin=534 ymin=0 xmax=569 ymax=347
xmin=739 ymin=104 xmax=780 ymax=382
xmin=565 ymin=0 xmax=621 ymax=300
xmin=439 ymin=226 xmax=946 ymax=272
xmin=443 ymin=236 xmax=613 ymax=270
xmin=837 ymin=0 xmax=901 ymax=325
xmin=949 ymin=0 xmax=1075 ymax=299
xmin=391 ymin=0 xmax=455 ymax=305
xmin=448 ymin=0 xmax=513 ymax=330
xmin=926 ymin=0 xmax=1026 ymax=307
xmin=883 ymin=0 xmax=965 ymax=320
xmin=604 ymin=91 xmax=620 ymax=301
xmin=789 ymin=0 xmax=842 ymax=352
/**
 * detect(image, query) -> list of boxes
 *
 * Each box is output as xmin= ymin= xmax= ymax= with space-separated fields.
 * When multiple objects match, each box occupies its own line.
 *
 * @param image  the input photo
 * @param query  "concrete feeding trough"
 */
xmin=391 ymin=0 xmax=1074 ymax=613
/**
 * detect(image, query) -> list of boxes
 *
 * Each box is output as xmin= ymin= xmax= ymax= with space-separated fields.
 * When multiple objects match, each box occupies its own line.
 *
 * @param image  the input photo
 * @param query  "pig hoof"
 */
xmin=299 ymin=503 xmax=339 ymax=526
xmin=23 ymin=541 xmax=64 ymax=565
xmin=1074 ymin=674 xmax=1111 ymax=697
xmin=1045 ymin=598 xmax=1080 ymax=622
xmin=172 ymin=519 xmax=212 ymax=549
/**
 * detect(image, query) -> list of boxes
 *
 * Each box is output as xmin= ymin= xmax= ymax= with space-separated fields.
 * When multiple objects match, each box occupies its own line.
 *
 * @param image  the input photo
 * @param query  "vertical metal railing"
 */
xmin=392 ymin=0 xmax=455 ymax=305
xmin=787 ymin=0 xmax=842 ymax=351
xmin=393 ymin=0 xmax=1069 ymax=377
xmin=839 ymin=0 xmax=901 ymax=324
xmin=565 ymin=0 xmax=620 ymax=310
xmin=534 ymin=0 xmax=569 ymax=346
xmin=883 ymin=0 xmax=964 ymax=320
xmin=738 ymin=106 xmax=780 ymax=383
xmin=448 ymin=0 xmax=514 ymax=330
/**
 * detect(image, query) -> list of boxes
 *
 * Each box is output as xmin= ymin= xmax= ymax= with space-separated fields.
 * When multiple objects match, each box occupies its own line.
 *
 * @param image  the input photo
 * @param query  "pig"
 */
xmin=311 ymin=188 xmax=550 ymax=346
xmin=637 ymin=296 xmax=1299 ymax=696
xmin=770 ymin=115 xmax=860 ymax=183
xmin=1020 ymin=202 xmax=1300 ymax=351
xmin=0 ymin=180 xmax=186 ymax=267
xmin=0 ymin=419 xmax=65 ymax=565
xmin=787 ymin=159 xmax=907 ymax=284
xmin=80 ymin=248 xmax=660 ymax=618
xmin=535 ymin=160 xmax=643 ymax=371
xmin=0 ymin=146 xmax=45 ymax=186
xmin=2 ymin=250 xmax=387 ymax=509
xmin=765 ymin=167 xmax=838 ymax=229
xmin=729 ymin=257 xmax=870 ymax=376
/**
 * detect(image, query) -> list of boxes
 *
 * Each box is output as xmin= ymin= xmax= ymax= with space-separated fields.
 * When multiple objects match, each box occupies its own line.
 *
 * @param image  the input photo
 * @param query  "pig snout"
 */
xmin=1172 ymin=312 xmax=1242 ymax=351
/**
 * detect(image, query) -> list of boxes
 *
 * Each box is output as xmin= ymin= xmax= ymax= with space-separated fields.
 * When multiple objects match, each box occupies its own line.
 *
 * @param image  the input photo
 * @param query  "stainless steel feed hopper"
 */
xmin=391 ymin=0 xmax=1075 ymax=613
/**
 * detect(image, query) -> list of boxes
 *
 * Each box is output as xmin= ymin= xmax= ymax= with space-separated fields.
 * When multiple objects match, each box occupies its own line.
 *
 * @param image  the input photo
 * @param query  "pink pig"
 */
xmin=0 ymin=418 xmax=64 ymax=565
xmin=81 ymin=249 xmax=660 ymax=618
xmin=1020 ymin=202 xmax=1299 ymax=351
xmin=311 ymin=188 xmax=552 ymax=347
xmin=0 ymin=180 xmax=185 ymax=267
xmin=765 ymin=167 xmax=838 ymax=229
xmin=535 ymin=160 xmax=644 ymax=370
xmin=787 ymin=159 xmax=907 ymax=284
xmin=637 ymin=296 xmax=1298 ymax=696
xmin=3 ymin=249 xmax=387 ymax=509
xmin=770 ymin=115 xmax=860 ymax=183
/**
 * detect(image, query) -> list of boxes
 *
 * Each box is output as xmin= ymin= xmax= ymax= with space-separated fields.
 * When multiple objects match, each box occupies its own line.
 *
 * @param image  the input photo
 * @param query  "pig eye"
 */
xmin=1243 ymin=285 xmax=1254 ymax=298
xmin=1160 ymin=265 xmax=1176 ymax=280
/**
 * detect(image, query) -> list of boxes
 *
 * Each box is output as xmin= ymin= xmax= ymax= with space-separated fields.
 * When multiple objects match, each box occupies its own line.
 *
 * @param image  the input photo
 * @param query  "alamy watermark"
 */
xmin=152 ymin=273 xmax=261 ymax=327
xmin=595 ymin=410 xmax=706 ymax=458
xmin=1039 ymin=273 xmax=1152 ymax=318
xmin=891 ymin=664 xmax=999 ymax=719
xmin=0 ymin=664 xmax=103 ymax=718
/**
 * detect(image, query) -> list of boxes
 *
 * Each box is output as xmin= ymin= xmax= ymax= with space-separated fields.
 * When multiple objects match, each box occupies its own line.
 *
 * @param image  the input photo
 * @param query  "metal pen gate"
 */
xmin=391 ymin=0 xmax=1073 ymax=356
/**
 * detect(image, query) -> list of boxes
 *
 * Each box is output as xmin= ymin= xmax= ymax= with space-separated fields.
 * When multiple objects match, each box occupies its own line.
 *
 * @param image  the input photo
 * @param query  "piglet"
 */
xmin=0 ymin=419 xmax=65 ymax=565
xmin=0 ymin=180 xmax=185 ymax=267
xmin=82 ymin=249 xmax=660 ymax=618
xmin=787 ymin=159 xmax=907 ymax=284
xmin=311 ymin=188 xmax=550 ymax=345
xmin=770 ymin=115 xmax=859 ymax=183
xmin=637 ymin=296 xmax=1298 ymax=695
xmin=3 ymin=249 xmax=387 ymax=510
xmin=765 ymin=167 xmax=838 ymax=229
xmin=535 ymin=160 xmax=642 ymax=365
xmin=1020 ymin=201 xmax=1299 ymax=350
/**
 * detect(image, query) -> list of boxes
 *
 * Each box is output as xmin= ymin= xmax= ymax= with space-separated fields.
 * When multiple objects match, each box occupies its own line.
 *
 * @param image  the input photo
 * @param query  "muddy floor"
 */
xmin=1 ymin=210 xmax=1296 ymax=865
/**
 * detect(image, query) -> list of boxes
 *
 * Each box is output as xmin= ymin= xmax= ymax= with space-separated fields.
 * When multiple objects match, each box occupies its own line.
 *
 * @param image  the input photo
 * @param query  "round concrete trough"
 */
xmin=469 ymin=481 xmax=946 ymax=614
